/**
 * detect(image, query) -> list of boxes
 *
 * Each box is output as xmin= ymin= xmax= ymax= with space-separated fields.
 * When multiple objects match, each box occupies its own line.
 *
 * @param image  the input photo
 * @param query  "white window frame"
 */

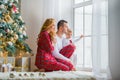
xmin=73 ymin=0 xmax=108 ymax=72
xmin=73 ymin=0 xmax=93 ymax=71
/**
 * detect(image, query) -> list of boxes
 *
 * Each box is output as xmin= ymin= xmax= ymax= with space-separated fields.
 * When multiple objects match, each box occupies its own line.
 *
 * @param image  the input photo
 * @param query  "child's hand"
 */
xmin=80 ymin=34 xmax=84 ymax=39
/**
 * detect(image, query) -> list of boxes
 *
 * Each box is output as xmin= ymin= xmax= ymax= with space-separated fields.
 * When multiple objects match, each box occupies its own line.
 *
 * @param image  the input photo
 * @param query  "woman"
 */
xmin=35 ymin=18 xmax=74 ymax=72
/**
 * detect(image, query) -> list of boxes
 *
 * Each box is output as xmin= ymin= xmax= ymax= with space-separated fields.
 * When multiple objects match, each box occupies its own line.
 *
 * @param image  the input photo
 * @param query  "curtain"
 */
xmin=41 ymin=0 xmax=61 ymax=23
xmin=92 ymin=0 xmax=112 ymax=80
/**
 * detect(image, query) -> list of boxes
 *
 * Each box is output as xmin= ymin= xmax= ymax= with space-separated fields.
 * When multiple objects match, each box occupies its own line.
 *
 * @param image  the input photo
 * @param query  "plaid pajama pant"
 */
xmin=55 ymin=44 xmax=76 ymax=71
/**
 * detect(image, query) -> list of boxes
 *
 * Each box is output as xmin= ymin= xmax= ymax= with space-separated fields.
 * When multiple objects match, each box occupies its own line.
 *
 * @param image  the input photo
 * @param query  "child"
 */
xmin=62 ymin=28 xmax=84 ymax=67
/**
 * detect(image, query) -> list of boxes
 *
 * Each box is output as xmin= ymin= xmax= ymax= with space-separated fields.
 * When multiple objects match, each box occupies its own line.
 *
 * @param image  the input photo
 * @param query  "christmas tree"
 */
xmin=0 ymin=0 xmax=32 ymax=56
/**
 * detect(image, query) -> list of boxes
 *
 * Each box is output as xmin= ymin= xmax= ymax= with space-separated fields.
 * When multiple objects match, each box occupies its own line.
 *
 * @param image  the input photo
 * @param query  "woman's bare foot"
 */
xmin=39 ymin=69 xmax=45 ymax=72
xmin=34 ymin=69 xmax=45 ymax=72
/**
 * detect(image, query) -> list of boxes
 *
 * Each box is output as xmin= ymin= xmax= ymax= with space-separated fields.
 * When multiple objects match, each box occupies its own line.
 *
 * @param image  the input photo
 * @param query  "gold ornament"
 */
xmin=3 ymin=51 xmax=8 ymax=58
xmin=21 ymin=45 xmax=24 ymax=49
xmin=2 ymin=42 xmax=7 ymax=47
xmin=10 ymin=30 xmax=13 ymax=34
xmin=4 ymin=14 xmax=14 ymax=23
xmin=14 ymin=34 xmax=18 ymax=40
xmin=19 ymin=29 xmax=22 ymax=33
xmin=3 ymin=51 xmax=8 ymax=64
xmin=0 ymin=51 xmax=3 ymax=57
xmin=10 ymin=37 xmax=14 ymax=41
xmin=0 ymin=46 xmax=4 ymax=48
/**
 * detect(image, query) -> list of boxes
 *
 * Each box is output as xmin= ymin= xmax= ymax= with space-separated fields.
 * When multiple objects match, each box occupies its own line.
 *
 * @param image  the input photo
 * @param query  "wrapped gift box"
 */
xmin=0 ymin=57 xmax=15 ymax=72
xmin=0 ymin=57 xmax=15 ymax=66
xmin=15 ymin=57 xmax=31 ymax=72
xmin=0 ymin=57 xmax=31 ymax=72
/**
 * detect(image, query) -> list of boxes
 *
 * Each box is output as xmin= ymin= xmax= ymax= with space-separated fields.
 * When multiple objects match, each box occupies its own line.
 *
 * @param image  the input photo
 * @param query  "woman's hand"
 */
xmin=52 ymin=38 xmax=57 ymax=46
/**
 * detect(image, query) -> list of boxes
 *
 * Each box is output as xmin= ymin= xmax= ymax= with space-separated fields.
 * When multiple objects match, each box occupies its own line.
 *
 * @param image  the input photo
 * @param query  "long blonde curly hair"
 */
xmin=38 ymin=18 xmax=56 ymax=42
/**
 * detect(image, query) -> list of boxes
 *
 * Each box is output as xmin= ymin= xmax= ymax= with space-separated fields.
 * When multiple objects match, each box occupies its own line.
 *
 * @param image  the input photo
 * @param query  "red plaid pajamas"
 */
xmin=35 ymin=31 xmax=75 ymax=72
xmin=60 ymin=43 xmax=76 ymax=58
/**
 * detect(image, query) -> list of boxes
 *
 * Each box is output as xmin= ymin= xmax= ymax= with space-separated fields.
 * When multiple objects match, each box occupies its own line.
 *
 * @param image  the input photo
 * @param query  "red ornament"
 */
xmin=12 ymin=5 xmax=17 ymax=13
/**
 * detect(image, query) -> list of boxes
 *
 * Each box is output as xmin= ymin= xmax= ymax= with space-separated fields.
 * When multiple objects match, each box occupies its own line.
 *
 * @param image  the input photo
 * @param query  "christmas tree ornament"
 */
xmin=20 ymin=34 xmax=23 ymax=38
xmin=4 ymin=14 xmax=14 ymax=23
xmin=18 ymin=16 xmax=23 ymax=21
xmin=8 ymin=2 xmax=13 ymax=7
xmin=2 ymin=42 xmax=6 ymax=47
xmin=23 ymin=31 xmax=26 ymax=36
xmin=21 ymin=45 xmax=24 ymax=49
xmin=0 ymin=51 xmax=3 ymax=57
xmin=19 ymin=29 xmax=22 ymax=33
xmin=7 ymin=41 xmax=13 ymax=46
xmin=10 ymin=30 xmax=13 ymax=34
xmin=19 ymin=27 xmax=23 ymax=31
xmin=3 ymin=51 xmax=8 ymax=58
xmin=14 ymin=34 xmax=18 ymax=40
xmin=10 ymin=37 xmax=14 ymax=41
xmin=6 ymin=28 xmax=10 ymax=33
xmin=13 ymin=23 xmax=17 ymax=27
xmin=0 ymin=33 xmax=3 ymax=37
xmin=12 ymin=5 xmax=18 ymax=13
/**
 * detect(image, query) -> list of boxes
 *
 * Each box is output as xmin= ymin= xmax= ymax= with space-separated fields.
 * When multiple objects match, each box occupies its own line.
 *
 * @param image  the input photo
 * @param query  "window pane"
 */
xmin=85 ymin=5 xmax=92 ymax=35
xmin=85 ymin=5 xmax=92 ymax=14
xmin=84 ymin=37 xmax=92 ymax=68
xmin=74 ymin=0 xmax=83 ymax=4
xmin=75 ymin=39 xmax=83 ymax=67
xmin=74 ymin=7 xmax=83 ymax=36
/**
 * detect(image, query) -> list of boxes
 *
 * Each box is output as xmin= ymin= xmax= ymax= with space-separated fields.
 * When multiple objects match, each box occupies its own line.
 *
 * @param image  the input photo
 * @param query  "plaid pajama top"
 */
xmin=35 ymin=31 xmax=56 ymax=69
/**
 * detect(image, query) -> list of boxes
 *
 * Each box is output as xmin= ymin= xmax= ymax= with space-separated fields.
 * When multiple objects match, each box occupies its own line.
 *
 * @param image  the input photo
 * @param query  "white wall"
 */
xmin=108 ymin=0 xmax=120 ymax=79
xmin=21 ymin=0 xmax=73 ymax=71
xmin=59 ymin=0 xmax=73 ymax=28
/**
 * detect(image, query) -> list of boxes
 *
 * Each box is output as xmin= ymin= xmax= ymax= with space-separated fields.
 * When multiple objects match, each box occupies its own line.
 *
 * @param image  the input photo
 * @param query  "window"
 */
xmin=73 ymin=0 xmax=108 ymax=71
